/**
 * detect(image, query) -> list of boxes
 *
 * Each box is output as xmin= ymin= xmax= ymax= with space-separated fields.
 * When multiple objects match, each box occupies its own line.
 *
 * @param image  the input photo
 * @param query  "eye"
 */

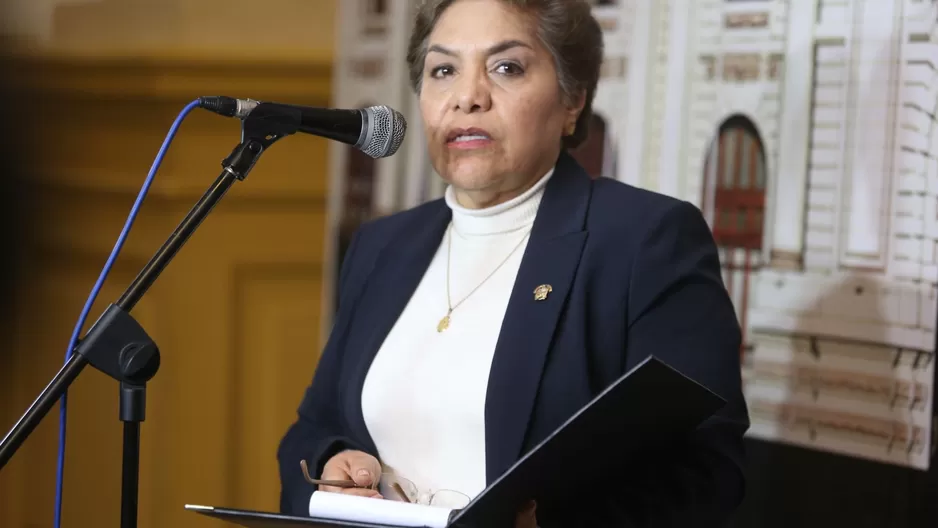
xmin=429 ymin=64 xmax=455 ymax=79
xmin=493 ymin=61 xmax=524 ymax=76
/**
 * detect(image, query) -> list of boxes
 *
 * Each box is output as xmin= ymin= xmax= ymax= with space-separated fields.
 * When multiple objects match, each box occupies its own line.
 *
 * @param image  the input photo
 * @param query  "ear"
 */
xmin=564 ymin=89 xmax=587 ymax=130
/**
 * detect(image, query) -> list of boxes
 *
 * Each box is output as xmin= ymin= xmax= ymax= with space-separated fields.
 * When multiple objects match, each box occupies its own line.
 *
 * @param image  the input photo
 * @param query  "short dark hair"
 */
xmin=406 ymin=0 xmax=604 ymax=149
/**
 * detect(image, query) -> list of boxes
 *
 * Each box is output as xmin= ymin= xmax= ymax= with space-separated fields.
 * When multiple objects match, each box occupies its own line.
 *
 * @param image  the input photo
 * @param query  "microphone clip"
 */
xmin=222 ymin=103 xmax=302 ymax=181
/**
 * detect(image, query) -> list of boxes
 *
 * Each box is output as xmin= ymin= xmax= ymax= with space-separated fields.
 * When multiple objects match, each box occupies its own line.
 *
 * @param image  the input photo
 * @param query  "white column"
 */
xmin=656 ymin=0 xmax=692 ymax=199
xmin=321 ymin=0 xmax=358 ymax=342
xmin=770 ymin=0 xmax=819 ymax=261
xmin=839 ymin=0 xmax=902 ymax=269
xmin=619 ymin=0 xmax=653 ymax=187
xmin=900 ymin=0 xmax=938 ymax=286
xmin=372 ymin=0 xmax=415 ymax=216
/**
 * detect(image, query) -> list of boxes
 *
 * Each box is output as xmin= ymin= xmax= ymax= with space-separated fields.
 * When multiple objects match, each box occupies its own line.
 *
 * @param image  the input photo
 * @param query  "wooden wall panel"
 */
xmin=0 ymin=51 xmax=333 ymax=528
xmin=0 ymin=0 xmax=336 ymax=58
xmin=230 ymin=265 xmax=323 ymax=512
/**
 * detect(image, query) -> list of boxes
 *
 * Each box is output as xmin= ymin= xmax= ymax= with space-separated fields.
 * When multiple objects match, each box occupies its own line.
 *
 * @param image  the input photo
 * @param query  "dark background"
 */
xmin=0 ymin=53 xmax=25 ymax=331
xmin=729 ymin=420 xmax=938 ymax=527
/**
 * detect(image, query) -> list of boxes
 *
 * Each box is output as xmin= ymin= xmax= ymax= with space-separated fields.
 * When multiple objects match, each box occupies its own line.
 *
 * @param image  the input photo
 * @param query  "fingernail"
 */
xmin=357 ymin=469 xmax=371 ymax=477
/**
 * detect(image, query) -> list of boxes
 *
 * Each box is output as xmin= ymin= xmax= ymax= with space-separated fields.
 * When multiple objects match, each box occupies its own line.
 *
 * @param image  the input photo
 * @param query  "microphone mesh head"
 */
xmin=361 ymin=106 xmax=407 ymax=158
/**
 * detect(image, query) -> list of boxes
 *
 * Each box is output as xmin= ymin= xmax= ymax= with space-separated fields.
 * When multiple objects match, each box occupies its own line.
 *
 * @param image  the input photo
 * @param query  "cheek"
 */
xmin=419 ymin=93 xmax=446 ymax=137
xmin=503 ymin=98 xmax=564 ymax=146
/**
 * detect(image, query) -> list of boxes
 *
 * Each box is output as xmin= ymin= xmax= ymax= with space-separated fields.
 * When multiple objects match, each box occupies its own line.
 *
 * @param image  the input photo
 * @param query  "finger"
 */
xmin=320 ymin=465 xmax=357 ymax=493
xmin=321 ymin=450 xmax=365 ymax=479
xmin=321 ymin=464 xmax=348 ymax=478
xmin=319 ymin=485 xmax=344 ymax=494
xmin=340 ymin=487 xmax=384 ymax=499
xmin=320 ymin=464 xmax=352 ymax=482
xmin=346 ymin=453 xmax=382 ymax=487
xmin=319 ymin=485 xmax=383 ymax=499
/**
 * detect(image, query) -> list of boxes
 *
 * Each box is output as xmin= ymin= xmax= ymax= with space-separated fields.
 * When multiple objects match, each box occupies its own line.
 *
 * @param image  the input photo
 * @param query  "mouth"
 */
xmin=445 ymin=127 xmax=493 ymax=146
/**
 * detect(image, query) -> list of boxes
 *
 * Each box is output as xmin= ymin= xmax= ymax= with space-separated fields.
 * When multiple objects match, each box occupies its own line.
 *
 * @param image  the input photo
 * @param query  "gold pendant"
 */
xmin=437 ymin=314 xmax=451 ymax=333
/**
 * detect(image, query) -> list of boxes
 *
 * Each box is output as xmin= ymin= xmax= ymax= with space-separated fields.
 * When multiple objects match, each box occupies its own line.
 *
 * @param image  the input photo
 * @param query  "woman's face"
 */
xmin=419 ymin=0 xmax=584 ymax=209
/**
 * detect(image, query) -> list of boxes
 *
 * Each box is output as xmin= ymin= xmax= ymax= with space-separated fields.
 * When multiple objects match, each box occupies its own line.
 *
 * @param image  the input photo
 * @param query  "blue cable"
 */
xmin=53 ymin=99 xmax=203 ymax=528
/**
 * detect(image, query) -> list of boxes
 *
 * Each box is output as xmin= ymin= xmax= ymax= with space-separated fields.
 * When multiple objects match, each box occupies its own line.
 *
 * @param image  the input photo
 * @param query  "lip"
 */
xmin=445 ymin=127 xmax=494 ymax=149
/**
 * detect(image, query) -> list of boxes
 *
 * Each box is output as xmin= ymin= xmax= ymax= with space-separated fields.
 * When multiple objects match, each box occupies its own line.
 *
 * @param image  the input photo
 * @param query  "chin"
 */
xmin=445 ymin=168 xmax=500 ymax=193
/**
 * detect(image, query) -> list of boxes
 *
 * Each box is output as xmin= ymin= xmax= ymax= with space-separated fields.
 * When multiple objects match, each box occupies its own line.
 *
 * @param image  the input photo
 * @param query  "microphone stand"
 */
xmin=0 ymin=107 xmax=300 ymax=528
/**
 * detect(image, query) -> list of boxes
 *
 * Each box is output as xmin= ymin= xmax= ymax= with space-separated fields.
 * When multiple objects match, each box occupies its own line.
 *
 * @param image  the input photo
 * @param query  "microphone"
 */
xmin=198 ymin=96 xmax=407 ymax=159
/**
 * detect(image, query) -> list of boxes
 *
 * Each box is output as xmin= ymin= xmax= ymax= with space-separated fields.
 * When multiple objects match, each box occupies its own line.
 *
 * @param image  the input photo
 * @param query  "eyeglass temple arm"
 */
xmin=299 ymin=459 xmax=361 ymax=488
xmin=299 ymin=459 xmax=412 ymax=502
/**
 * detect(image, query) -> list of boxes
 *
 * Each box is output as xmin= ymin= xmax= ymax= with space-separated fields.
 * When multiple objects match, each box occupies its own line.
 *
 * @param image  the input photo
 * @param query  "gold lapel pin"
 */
xmin=533 ymin=284 xmax=552 ymax=301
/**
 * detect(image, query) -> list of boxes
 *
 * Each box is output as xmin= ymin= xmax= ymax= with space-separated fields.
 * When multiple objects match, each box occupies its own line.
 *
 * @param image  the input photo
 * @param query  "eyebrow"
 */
xmin=427 ymin=39 xmax=533 ymax=58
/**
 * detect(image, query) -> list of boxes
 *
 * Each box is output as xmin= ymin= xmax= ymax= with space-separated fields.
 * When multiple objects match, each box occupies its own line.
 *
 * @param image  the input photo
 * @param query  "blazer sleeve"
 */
xmin=276 ymin=227 xmax=374 ymax=516
xmin=581 ymin=200 xmax=750 ymax=528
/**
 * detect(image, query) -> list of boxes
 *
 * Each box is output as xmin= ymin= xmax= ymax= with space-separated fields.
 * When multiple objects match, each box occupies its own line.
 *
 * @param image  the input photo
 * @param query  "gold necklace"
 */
xmin=437 ymin=224 xmax=532 ymax=332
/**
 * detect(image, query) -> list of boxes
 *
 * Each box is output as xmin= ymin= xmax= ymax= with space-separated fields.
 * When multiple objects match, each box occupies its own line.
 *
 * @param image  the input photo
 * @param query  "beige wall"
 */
xmin=0 ymin=0 xmax=337 ymax=57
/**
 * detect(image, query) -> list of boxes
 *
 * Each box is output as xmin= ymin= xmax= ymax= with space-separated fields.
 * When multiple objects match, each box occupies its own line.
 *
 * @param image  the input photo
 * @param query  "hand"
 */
xmin=320 ymin=449 xmax=383 ymax=498
xmin=515 ymin=500 xmax=537 ymax=528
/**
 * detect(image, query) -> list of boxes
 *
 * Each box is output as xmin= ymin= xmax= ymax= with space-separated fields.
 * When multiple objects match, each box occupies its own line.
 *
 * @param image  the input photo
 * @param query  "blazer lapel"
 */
xmin=484 ymin=152 xmax=592 ymax=482
xmin=342 ymin=202 xmax=452 ymax=451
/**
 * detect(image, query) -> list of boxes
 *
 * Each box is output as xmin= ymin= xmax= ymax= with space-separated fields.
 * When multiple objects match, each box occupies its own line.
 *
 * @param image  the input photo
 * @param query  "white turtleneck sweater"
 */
xmin=360 ymin=169 xmax=553 ymax=501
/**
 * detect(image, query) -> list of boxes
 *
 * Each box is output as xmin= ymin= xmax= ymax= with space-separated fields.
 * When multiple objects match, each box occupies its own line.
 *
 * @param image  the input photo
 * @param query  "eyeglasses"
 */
xmin=300 ymin=460 xmax=471 ymax=509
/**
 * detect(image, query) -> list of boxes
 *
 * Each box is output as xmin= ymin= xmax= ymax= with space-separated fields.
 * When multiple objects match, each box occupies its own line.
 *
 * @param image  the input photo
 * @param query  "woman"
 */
xmin=278 ymin=0 xmax=749 ymax=526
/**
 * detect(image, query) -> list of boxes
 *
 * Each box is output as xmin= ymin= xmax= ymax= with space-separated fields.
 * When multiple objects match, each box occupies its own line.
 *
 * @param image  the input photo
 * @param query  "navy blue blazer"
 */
xmin=278 ymin=151 xmax=750 ymax=527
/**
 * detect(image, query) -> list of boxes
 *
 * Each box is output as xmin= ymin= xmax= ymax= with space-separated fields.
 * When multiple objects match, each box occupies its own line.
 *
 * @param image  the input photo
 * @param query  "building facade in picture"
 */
xmin=329 ymin=0 xmax=938 ymax=470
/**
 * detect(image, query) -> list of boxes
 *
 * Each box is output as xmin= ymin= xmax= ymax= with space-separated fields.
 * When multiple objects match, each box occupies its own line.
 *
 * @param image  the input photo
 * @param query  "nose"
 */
xmin=452 ymin=68 xmax=492 ymax=114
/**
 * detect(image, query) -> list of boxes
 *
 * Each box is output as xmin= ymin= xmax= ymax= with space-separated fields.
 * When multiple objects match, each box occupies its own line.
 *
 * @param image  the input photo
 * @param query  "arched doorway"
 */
xmin=569 ymin=112 xmax=616 ymax=179
xmin=701 ymin=115 xmax=767 ymax=359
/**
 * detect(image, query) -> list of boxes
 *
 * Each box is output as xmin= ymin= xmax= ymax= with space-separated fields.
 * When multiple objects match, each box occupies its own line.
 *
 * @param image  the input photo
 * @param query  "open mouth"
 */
xmin=446 ymin=127 xmax=493 ymax=145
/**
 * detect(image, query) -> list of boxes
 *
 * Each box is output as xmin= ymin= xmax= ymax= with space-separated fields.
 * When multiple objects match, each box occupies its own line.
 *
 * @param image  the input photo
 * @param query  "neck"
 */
xmin=444 ymin=168 xmax=554 ymax=236
xmin=453 ymin=181 xmax=536 ymax=210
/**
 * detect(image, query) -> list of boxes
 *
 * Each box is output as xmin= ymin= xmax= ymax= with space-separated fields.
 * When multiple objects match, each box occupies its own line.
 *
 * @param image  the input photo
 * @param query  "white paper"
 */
xmin=308 ymin=491 xmax=453 ymax=528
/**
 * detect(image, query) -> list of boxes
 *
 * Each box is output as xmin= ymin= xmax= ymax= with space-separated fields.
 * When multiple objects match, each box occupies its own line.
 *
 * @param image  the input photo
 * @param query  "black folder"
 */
xmin=186 ymin=355 xmax=726 ymax=528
